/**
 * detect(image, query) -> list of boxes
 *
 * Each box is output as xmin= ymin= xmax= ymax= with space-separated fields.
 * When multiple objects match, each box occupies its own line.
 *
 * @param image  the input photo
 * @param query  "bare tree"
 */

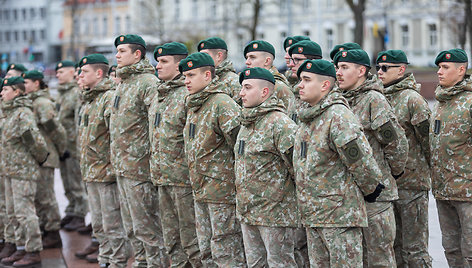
xmin=345 ymin=0 xmax=367 ymax=47
xmin=235 ymin=0 xmax=262 ymax=41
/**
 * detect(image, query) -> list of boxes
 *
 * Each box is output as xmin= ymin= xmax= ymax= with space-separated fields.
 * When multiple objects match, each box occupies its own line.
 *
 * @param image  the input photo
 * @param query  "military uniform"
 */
xmin=183 ymin=75 xmax=245 ymax=267
xmin=431 ymin=75 xmax=472 ymax=267
xmin=340 ymin=74 xmax=408 ymax=267
xmin=235 ymin=92 xmax=298 ymax=267
xmin=57 ymin=81 xmax=88 ymax=218
xmin=2 ymin=94 xmax=48 ymax=254
xmin=269 ymin=66 xmax=296 ymax=115
xmin=0 ymin=107 xmax=7 ymax=244
xmin=294 ymin=87 xmax=383 ymax=267
xmin=216 ymin=59 xmax=242 ymax=105
xmin=383 ymin=73 xmax=433 ymax=267
xmin=110 ymin=58 xmax=167 ymax=267
xmin=148 ymin=74 xmax=202 ymax=268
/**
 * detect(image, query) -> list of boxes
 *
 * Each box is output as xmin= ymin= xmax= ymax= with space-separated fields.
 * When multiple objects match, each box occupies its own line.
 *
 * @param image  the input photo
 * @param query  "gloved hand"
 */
xmin=364 ymin=183 xmax=385 ymax=203
xmin=60 ymin=151 xmax=70 ymax=161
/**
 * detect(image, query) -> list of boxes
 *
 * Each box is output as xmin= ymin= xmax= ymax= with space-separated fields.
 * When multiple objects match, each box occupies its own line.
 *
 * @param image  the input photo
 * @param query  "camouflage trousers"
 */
xmin=35 ymin=167 xmax=61 ymax=232
xmin=306 ymin=227 xmax=363 ymax=268
xmin=0 ymin=176 xmax=6 ymax=241
xmin=436 ymin=199 xmax=472 ymax=268
xmin=294 ymin=227 xmax=309 ymax=268
xmin=116 ymin=177 xmax=168 ymax=268
xmin=363 ymin=201 xmax=396 ymax=268
xmin=87 ymin=182 xmax=131 ymax=268
xmin=241 ymin=224 xmax=297 ymax=268
xmin=158 ymin=185 xmax=202 ymax=268
xmin=394 ymin=190 xmax=432 ymax=268
xmin=4 ymin=177 xmax=42 ymax=252
xmin=59 ymin=157 xmax=88 ymax=217
xmin=194 ymin=201 xmax=246 ymax=267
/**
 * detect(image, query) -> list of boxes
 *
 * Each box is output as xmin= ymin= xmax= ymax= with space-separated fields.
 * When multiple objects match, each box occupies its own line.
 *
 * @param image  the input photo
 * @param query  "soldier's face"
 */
xmin=284 ymin=48 xmax=291 ymax=66
xmin=245 ymin=52 xmax=268 ymax=68
xmin=336 ymin=62 xmax=364 ymax=91
xmin=297 ymin=72 xmax=325 ymax=106
xmin=24 ymin=79 xmax=39 ymax=94
xmin=116 ymin=44 xmax=139 ymax=68
xmin=5 ymin=69 xmax=22 ymax=78
xmin=1 ymin=86 xmax=20 ymax=101
xmin=183 ymin=69 xmax=211 ymax=94
xmin=289 ymin=54 xmax=307 ymax=78
xmin=377 ymin=63 xmax=403 ymax=85
xmin=155 ymin=55 xmax=180 ymax=81
xmin=80 ymin=64 xmax=101 ymax=89
xmin=56 ymin=67 xmax=75 ymax=85
xmin=437 ymin=62 xmax=466 ymax=88
xmin=240 ymin=79 xmax=266 ymax=108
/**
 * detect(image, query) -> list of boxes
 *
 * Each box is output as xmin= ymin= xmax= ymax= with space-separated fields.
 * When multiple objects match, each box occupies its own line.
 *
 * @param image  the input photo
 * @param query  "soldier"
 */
xmin=55 ymin=60 xmax=88 ymax=230
xmin=0 ymin=94 xmax=6 ymax=252
xmin=198 ymin=37 xmax=241 ymax=104
xmin=150 ymin=42 xmax=202 ymax=267
xmin=283 ymin=36 xmax=310 ymax=85
xmin=236 ymin=67 xmax=298 ymax=267
xmin=294 ymin=59 xmax=384 ymax=267
xmin=77 ymin=54 xmax=130 ymax=268
xmin=244 ymin=40 xmax=296 ymax=114
xmin=376 ymin=50 xmax=433 ymax=267
xmin=180 ymin=52 xmax=246 ymax=266
xmin=110 ymin=34 xmax=167 ymax=267
xmin=431 ymin=48 xmax=472 ymax=267
xmin=23 ymin=70 xmax=67 ymax=249
xmin=334 ymin=49 xmax=409 ymax=267
xmin=0 ymin=76 xmax=49 ymax=267
xmin=5 ymin=64 xmax=27 ymax=78
xmin=108 ymin=65 xmax=120 ymax=84
xmin=287 ymin=40 xmax=323 ymax=123
xmin=329 ymin=42 xmax=362 ymax=61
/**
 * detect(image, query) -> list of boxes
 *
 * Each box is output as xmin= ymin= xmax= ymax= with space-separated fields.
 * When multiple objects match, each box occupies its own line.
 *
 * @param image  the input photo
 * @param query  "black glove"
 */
xmin=392 ymin=171 xmax=404 ymax=180
xmin=60 ymin=151 xmax=70 ymax=161
xmin=39 ymin=153 xmax=50 ymax=167
xmin=364 ymin=183 xmax=385 ymax=203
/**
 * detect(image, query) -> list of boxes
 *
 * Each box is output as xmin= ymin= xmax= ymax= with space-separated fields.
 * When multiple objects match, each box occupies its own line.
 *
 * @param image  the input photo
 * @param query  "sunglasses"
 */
xmin=376 ymin=65 xmax=402 ymax=72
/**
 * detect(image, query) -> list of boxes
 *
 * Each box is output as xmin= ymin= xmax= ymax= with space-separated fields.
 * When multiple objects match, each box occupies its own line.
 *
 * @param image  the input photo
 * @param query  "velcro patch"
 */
xmin=154 ymin=113 xmax=161 ymax=127
xmin=300 ymin=141 xmax=307 ymax=158
xmin=189 ymin=123 xmax=196 ymax=139
xmin=417 ymin=120 xmax=430 ymax=137
xmin=342 ymin=139 xmax=363 ymax=164
xmin=238 ymin=140 xmax=245 ymax=155
xmin=113 ymin=96 xmax=120 ymax=109
xmin=21 ymin=129 xmax=35 ymax=146
xmin=377 ymin=120 xmax=398 ymax=144
xmin=434 ymin=120 xmax=440 ymax=134
xmin=43 ymin=119 xmax=57 ymax=133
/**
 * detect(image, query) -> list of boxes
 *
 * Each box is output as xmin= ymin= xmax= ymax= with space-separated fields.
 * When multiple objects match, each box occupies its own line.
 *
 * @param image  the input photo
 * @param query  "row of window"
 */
xmin=0 ymin=29 xmax=46 ymax=43
xmin=72 ymin=15 xmax=131 ymax=37
xmin=0 ymin=7 xmax=46 ymax=22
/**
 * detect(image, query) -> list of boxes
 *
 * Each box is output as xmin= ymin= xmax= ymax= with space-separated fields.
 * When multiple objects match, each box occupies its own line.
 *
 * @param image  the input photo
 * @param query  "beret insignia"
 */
xmin=82 ymin=58 xmax=87 ymax=64
xmin=253 ymin=43 xmax=258 ymax=49
xmin=158 ymin=48 xmax=163 ymax=54
xmin=342 ymin=51 xmax=347 ymax=57
xmin=10 ymin=64 xmax=14 ymax=68
xmin=187 ymin=61 xmax=193 ymax=68
xmin=306 ymin=63 xmax=312 ymax=69
xmin=200 ymin=43 xmax=204 ymax=48
xmin=3 ymin=79 xmax=7 ymax=85
xmin=446 ymin=53 xmax=451 ymax=59
xmin=298 ymin=47 xmax=303 ymax=53
xmin=339 ymin=47 xmax=344 ymax=51
xmin=120 ymin=36 xmax=125 ymax=42
xmin=382 ymin=55 xmax=387 ymax=61
xmin=288 ymin=39 xmax=293 ymax=45
xmin=245 ymin=70 xmax=250 ymax=76
xmin=58 ymin=63 xmax=63 ymax=67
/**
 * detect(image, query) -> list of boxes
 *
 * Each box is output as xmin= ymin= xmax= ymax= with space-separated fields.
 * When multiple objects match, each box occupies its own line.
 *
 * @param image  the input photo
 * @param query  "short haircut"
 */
xmin=90 ymin=63 xmax=110 ymax=78
xmin=12 ymin=83 xmax=26 ymax=94
xmin=200 ymin=66 xmax=216 ymax=79
xmin=315 ymin=75 xmax=336 ymax=90
xmin=260 ymin=80 xmax=275 ymax=94
xmin=129 ymin=43 xmax=146 ymax=60
xmin=173 ymin=54 xmax=188 ymax=63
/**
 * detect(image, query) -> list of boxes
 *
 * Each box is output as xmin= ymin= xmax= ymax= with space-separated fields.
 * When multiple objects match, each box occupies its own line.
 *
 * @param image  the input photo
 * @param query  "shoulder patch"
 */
xmin=43 ymin=119 xmax=57 ymax=133
xmin=417 ymin=119 xmax=430 ymax=137
xmin=21 ymin=129 xmax=35 ymax=146
xmin=377 ymin=120 xmax=398 ymax=144
xmin=341 ymin=139 xmax=363 ymax=164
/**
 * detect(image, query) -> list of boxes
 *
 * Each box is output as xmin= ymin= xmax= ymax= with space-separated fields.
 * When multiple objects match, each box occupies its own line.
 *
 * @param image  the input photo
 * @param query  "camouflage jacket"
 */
xmin=341 ymin=74 xmax=407 ymax=202
xmin=269 ymin=66 xmax=296 ymax=115
xmin=383 ymin=73 xmax=431 ymax=191
xmin=284 ymin=69 xmax=298 ymax=87
xmin=430 ymin=77 xmax=472 ymax=201
xmin=57 ymin=81 xmax=81 ymax=157
xmin=149 ymin=75 xmax=190 ymax=187
xmin=78 ymin=78 xmax=115 ymax=183
xmin=289 ymin=82 xmax=309 ymax=125
xmin=216 ymin=59 xmax=241 ymax=105
xmin=30 ymin=89 xmax=67 ymax=168
xmin=184 ymin=78 xmax=241 ymax=204
xmin=1 ymin=95 xmax=49 ymax=180
xmin=0 ymin=106 xmax=5 ymax=176
xmin=110 ymin=59 xmax=158 ymax=181
xmin=235 ymin=94 xmax=298 ymax=227
xmin=294 ymin=89 xmax=382 ymax=228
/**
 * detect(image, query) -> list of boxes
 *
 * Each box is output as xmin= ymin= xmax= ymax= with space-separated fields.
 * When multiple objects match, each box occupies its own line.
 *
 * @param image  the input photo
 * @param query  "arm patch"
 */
xmin=417 ymin=119 xmax=430 ymax=137
xmin=21 ymin=129 xmax=35 ymax=147
xmin=43 ymin=119 xmax=57 ymax=133
xmin=341 ymin=139 xmax=364 ymax=164
xmin=377 ymin=120 xmax=398 ymax=144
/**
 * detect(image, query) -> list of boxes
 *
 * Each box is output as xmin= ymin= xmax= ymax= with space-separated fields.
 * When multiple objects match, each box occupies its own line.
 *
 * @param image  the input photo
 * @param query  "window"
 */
xmin=31 ymin=30 xmax=36 ymax=42
xmin=13 ymin=9 xmax=17 ymax=21
xmin=0 ymin=32 xmax=2 ymax=42
xmin=73 ymin=18 xmax=79 ymax=35
xmin=4 ymin=10 xmax=9 ymax=21
xmin=5 ymin=31 xmax=10 ymax=42
xmin=302 ymin=0 xmax=310 ymax=10
xmin=401 ymin=25 xmax=409 ymax=47
xmin=22 ymin=9 xmax=26 ymax=20
xmin=280 ymin=0 xmax=287 ymax=14
xmin=103 ymin=16 xmax=108 ymax=36
xmin=193 ymin=0 xmax=198 ymax=15
xmin=429 ymin=24 xmax=437 ymax=47
xmin=93 ymin=17 xmax=99 ymax=36
xmin=30 ymin=8 xmax=35 ymax=19
xmin=40 ymin=7 xmax=46 ymax=19
xmin=40 ymin=29 xmax=45 ymax=40
xmin=326 ymin=0 xmax=333 ymax=8
xmin=23 ymin=30 xmax=27 ymax=41
xmin=326 ymin=29 xmax=334 ymax=50
xmin=175 ymin=0 xmax=180 ymax=19
xmin=115 ymin=16 xmax=121 ymax=34
xmin=125 ymin=16 xmax=131 ymax=32
xmin=13 ymin=31 xmax=18 ymax=42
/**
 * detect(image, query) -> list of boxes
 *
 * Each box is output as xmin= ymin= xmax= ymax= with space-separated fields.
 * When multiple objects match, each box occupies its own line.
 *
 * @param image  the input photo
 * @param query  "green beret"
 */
xmin=244 ymin=40 xmax=275 ymax=58
xmin=333 ymin=49 xmax=370 ymax=67
xmin=7 ymin=63 xmax=28 ymax=73
xmin=329 ymin=42 xmax=362 ymax=60
xmin=239 ymin=67 xmax=275 ymax=85
xmin=283 ymin=36 xmax=310 ymax=50
xmin=179 ymin=52 xmax=215 ymax=73
xmin=108 ymin=65 xmax=117 ymax=75
xmin=56 ymin=60 xmax=75 ymax=71
xmin=288 ymin=40 xmax=322 ymax=58
xmin=154 ymin=42 xmax=188 ymax=60
xmin=22 ymin=70 xmax=44 ymax=80
xmin=79 ymin=54 xmax=109 ymax=68
xmin=3 ymin=76 xmax=24 ymax=86
xmin=435 ymin=48 xmax=468 ymax=66
xmin=297 ymin=59 xmax=336 ymax=79
xmin=114 ymin=34 xmax=146 ymax=48
xmin=197 ymin=37 xmax=227 ymax=51
xmin=376 ymin=50 xmax=409 ymax=64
